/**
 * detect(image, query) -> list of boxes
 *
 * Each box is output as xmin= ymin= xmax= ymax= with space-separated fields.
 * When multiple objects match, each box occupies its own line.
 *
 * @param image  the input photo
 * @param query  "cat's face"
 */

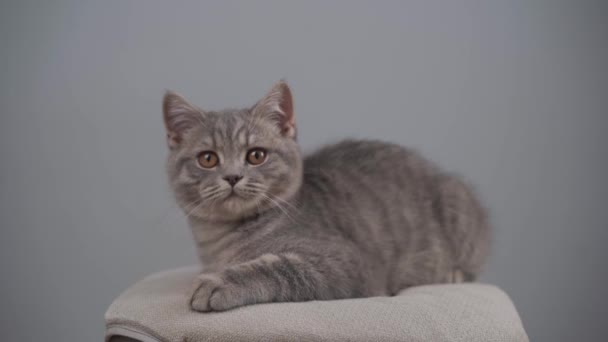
xmin=164 ymin=81 xmax=302 ymax=222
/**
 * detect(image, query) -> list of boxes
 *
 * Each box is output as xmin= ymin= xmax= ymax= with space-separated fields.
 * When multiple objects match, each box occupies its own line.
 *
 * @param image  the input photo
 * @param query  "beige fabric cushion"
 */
xmin=105 ymin=267 xmax=528 ymax=342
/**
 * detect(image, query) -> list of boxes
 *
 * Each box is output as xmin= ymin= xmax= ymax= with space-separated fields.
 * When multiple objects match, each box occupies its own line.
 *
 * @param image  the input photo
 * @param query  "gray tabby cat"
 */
xmin=163 ymin=81 xmax=490 ymax=312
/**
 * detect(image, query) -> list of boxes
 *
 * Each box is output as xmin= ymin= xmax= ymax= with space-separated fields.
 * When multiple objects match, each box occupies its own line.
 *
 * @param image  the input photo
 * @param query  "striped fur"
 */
xmin=163 ymin=81 xmax=490 ymax=312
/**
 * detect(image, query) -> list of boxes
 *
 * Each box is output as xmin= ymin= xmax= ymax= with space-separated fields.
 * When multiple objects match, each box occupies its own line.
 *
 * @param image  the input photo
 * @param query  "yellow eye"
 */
xmin=246 ymin=148 xmax=267 ymax=165
xmin=197 ymin=151 xmax=219 ymax=168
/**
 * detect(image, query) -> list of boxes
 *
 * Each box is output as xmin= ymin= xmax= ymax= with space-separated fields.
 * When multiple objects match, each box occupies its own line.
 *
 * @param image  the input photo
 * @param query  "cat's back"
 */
xmin=299 ymin=139 xmax=489 ymax=285
xmin=299 ymin=139 xmax=439 ymax=222
xmin=303 ymin=139 xmax=437 ymax=184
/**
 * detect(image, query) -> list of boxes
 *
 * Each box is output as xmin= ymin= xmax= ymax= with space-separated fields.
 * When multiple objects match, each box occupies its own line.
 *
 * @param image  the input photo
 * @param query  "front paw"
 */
xmin=190 ymin=273 xmax=246 ymax=312
xmin=190 ymin=273 xmax=223 ymax=312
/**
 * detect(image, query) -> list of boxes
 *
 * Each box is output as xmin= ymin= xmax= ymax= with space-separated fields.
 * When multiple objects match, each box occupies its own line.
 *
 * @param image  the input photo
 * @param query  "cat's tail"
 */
xmin=435 ymin=173 xmax=491 ymax=281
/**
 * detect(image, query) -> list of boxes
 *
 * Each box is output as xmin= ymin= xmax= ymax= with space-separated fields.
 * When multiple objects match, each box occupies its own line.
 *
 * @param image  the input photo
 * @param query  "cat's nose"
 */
xmin=223 ymin=175 xmax=243 ymax=187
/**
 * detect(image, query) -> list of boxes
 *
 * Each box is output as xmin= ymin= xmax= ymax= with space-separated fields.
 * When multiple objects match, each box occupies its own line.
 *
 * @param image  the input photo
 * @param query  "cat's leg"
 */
xmin=190 ymin=253 xmax=286 ymax=312
xmin=434 ymin=174 xmax=489 ymax=282
xmin=448 ymin=269 xmax=465 ymax=283
xmin=190 ymin=251 xmax=365 ymax=312
xmin=450 ymin=268 xmax=477 ymax=282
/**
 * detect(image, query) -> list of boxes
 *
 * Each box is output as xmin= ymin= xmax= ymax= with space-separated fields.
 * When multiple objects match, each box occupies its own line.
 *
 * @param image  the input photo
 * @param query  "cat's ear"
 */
xmin=163 ymin=91 xmax=205 ymax=149
xmin=251 ymin=80 xmax=296 ymax=139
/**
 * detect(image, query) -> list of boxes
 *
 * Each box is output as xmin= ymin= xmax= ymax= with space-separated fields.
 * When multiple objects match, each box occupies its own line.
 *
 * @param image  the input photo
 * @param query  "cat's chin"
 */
xmin=189 ymin=192 xmax=280 ymax=222
xmin=214 ymin=194 xmax=261 ymax=219
xmin=222 ymin=195 xmax=245 ymax=208
xmin=191 ymin=205 xmax=255 ymax=223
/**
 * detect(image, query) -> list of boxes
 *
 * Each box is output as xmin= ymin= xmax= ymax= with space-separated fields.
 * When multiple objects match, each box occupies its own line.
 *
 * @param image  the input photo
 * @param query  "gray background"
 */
xmin=1 ymin=1 xmax=607 ymax=341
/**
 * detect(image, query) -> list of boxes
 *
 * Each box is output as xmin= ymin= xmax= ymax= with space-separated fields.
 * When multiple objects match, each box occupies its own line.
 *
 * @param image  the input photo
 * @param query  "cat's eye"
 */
xmin=197 ymin=151 xmax=219 ymax=169
xmin=246 ymin=148 xmax=267 ymax=165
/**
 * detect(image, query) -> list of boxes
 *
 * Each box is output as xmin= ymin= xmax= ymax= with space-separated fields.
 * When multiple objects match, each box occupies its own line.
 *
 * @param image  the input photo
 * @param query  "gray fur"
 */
xmin=163 ymin=81 xmax=490 ymax=312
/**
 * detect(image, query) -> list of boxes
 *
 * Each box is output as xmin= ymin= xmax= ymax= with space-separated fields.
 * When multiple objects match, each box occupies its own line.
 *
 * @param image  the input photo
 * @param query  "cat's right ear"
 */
xmin=162 ymin=91 xmax=204 ymax=149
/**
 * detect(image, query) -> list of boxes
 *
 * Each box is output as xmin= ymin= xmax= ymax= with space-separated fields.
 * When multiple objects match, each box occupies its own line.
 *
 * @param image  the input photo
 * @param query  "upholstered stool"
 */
xmin=105 ymin=267 xmax=528 ymax=342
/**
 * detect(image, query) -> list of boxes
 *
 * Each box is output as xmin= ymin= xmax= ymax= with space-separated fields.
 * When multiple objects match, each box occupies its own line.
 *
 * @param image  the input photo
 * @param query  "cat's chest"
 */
xmin=191 ymin=225 xmax=238 ymax=265
xmin=190 ymin=218 xmax=281 ymax=268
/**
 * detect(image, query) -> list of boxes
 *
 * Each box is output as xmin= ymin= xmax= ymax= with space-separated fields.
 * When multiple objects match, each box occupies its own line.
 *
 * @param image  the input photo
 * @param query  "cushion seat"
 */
xmin=105 ymin=267 xmax=528 ymax=342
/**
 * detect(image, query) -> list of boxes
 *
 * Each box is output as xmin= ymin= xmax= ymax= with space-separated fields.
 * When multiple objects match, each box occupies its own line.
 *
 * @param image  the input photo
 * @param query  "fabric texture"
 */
xmin=105 ymin=267 xmax=528 ymax=342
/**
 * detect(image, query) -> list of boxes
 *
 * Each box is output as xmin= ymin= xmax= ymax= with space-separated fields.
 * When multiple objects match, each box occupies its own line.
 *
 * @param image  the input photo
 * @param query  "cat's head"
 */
xmin=163 ymin=81 xmax=302 ymax=222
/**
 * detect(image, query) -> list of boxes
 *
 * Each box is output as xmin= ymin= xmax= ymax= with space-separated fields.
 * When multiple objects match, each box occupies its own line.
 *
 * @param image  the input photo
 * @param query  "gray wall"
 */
xmin=1 ymin=1 xmax=607 ymax=341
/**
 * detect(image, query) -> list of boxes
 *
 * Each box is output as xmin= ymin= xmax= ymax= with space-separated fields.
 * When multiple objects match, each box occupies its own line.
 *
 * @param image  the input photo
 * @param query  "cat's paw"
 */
xmin=190 ymin=273 xmax=246 ymax=312
xmin=190 ymin=273 xmax=223 ymax=312
xmin=207 ymin=284 xmax=244 ymax=312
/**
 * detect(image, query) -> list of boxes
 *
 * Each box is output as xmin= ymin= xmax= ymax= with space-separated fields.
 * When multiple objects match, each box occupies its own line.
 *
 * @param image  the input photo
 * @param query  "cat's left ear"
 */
xmin=163 ymin=91 xmax=205 ymax=149
xmin=251 ymin=80 xmax=296 ymax=139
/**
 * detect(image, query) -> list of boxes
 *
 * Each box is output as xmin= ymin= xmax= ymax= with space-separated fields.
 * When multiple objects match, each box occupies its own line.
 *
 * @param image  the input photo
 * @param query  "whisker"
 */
xmin=267 ymin=192 xmax=301 ymax=213
xmin=184 ymin=200 xmax=206 ymax=218
xmin=182 ymin=198 xmax=203 ymax=212
xmin=260 ymin=193 xmax=297 ymax=223
xmin=200 ymin=185 xmax=221 ymax=199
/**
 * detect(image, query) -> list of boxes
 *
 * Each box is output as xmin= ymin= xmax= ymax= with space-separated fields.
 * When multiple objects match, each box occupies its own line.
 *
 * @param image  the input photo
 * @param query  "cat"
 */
xmin=163 ymin=81 xmax=490 ymax=312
